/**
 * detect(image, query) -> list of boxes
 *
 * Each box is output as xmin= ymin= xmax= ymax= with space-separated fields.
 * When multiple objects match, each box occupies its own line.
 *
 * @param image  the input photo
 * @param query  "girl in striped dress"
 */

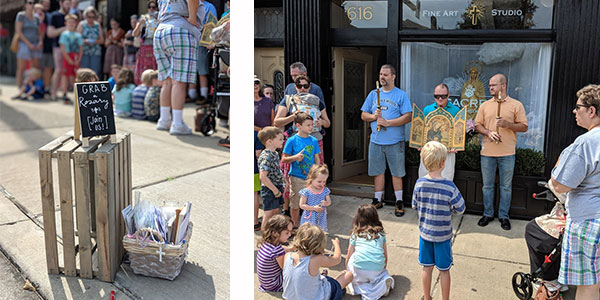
xmin=256 ymin=215 xmax=293 ymax=292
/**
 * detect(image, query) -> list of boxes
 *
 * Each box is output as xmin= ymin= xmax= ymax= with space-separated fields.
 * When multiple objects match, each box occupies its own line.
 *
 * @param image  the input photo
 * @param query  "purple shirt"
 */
xmin=257 ymin=242 xmax=285 ymax=292
xmin=254 ymin=97 xmax=274 ymax=129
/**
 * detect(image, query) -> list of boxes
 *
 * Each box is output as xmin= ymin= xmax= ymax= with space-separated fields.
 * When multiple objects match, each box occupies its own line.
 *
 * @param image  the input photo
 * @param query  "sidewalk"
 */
xmin=0 ymin=77 xmax=230 ymax=300
xmin=253 ymin=195 xmax=577 ymax=300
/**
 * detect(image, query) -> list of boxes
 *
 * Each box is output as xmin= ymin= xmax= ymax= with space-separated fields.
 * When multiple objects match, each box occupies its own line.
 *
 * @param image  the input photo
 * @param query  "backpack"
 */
xmin=194 ymin=104 xmax=216 ymax=136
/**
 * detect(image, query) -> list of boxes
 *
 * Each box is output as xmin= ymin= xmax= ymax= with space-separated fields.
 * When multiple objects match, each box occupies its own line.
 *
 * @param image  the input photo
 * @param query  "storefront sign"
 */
xmin=341 ymin=1 xmax=387 ymax=28
xmin=402 ymin=0 xmax=553 ymax=30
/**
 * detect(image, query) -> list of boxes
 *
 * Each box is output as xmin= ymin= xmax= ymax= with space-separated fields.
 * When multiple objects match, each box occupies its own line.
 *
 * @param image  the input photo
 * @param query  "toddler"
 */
xmin=256 ymin=215 xmax=294 ymax=292
xmin=144 ymin=76 xmax=162 ymax=122
xmin=299 ymin=164 xmax=331 ymax=232
xmin=112 ymin=68 xmax=135 ymax=117
xmin=346 ymin=204 xmax=394 ymax=299
xmin=107 ymin=64 xmax=122 ymax=91
xmin=412 ymin=141 xmax=465 ymax=300
xmin=258 ymin=126 xmax=286 ymax=230
xmin=59 ymin=14 xmax=83 ymax=103
xmin=131 ymin=69 xmax=158 ymax=120
xmin=75 ymin=68 xmax=99 ymax=83
xmin=15 ymin=68 xmax=44 ymax=100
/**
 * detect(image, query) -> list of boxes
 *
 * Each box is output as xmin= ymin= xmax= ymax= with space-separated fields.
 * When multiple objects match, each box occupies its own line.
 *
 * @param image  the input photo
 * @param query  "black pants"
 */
xmin=525 ymin=220 xmax=561 ymax=280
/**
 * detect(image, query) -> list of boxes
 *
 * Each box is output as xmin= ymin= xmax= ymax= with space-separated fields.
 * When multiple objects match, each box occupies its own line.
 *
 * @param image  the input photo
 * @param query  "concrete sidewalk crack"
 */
xmin=0 ymin=243 xmax=46 ymax=300
xmin=0 ymin=184 xmax=45 ymax=232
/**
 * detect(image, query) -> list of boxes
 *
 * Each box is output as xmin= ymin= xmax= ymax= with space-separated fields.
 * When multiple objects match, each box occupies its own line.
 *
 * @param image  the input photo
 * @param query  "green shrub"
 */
xmin=514 ymin=148 xmax=545 ymax=176
xmin=455 ymin=143 xmax=481 ymax=171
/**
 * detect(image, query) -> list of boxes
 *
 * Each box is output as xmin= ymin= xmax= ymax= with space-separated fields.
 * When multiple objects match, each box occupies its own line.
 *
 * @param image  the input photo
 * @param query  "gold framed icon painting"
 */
xmin=199 ymin=12 xmax=219 ymax=47
xmin=409 ymin=103 xmax=467 ymax=151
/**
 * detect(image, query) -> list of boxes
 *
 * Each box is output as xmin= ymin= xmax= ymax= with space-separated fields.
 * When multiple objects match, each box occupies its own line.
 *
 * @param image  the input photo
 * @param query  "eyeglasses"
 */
xmin=296 ymin=83 xmax=310 ymax=89
xmin=148 ymin=6 xmax=157 ymax=9
xmin=434 ymin=94 xmax=448 ymax=99
xmin=574 ymin=104 xmax=590 ymax=111
xmin=254 ymin=81 xmax=260 ymax=85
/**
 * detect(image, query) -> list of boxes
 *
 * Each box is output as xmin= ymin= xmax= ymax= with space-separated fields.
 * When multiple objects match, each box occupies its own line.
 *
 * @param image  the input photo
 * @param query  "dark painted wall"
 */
xmin=544 ymin=1 xmax=600 ymax=176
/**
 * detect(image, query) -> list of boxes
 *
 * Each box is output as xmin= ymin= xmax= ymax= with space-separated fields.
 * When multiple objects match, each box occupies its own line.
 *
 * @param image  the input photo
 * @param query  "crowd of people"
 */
xmin=10 ymin=0 xmax=231 ymax=138
xmin=254 ymin=61 xmax=600 ymax=300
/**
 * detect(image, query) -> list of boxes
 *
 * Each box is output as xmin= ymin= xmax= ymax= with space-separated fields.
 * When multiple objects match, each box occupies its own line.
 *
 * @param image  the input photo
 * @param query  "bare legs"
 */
xmin=422 ymin=267 xmax=451 ymax=300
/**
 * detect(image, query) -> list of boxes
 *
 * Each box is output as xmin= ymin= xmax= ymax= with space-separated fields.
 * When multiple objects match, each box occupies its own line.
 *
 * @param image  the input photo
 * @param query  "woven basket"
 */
xmin=123 ymin=222 xmax=193 ymax=280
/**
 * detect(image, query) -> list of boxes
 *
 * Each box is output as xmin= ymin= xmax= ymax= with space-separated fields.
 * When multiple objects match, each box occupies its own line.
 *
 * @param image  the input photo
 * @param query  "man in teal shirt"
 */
xmin=419 ymin=83 xmax=460 ymax=180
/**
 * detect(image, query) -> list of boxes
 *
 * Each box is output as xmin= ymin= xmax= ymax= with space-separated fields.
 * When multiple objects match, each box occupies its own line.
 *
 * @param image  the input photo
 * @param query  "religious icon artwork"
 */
xmin=460 ymin=60 xmax=486 ymax=120
xmin=199 ymin=12 xmax=218 ymax=47
xmin=409 ymin=103 xmax=467 ymax=151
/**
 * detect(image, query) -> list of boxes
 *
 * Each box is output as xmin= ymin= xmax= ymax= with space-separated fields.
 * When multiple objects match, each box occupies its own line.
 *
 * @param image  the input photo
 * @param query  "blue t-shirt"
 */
xmin=203 ymin=1 xmax=217 ymax=25
xmin=25 ymin=79 xmax=45 ymax=98
xmin=423 ymin=101 xmax=460 ymax=117
xmin=108 ymin=77 xmax=116 ymax=91
xmin=350 ymin=233 xmax=387 ymax=271
xmin=112 ymin=84 xmax=135 ymax=113
xmin=58 ymin=30 xmax=83 ymax=53
xmin=551 ymin=127 xmax=600 ymax=222
xmin=254 ymin=131 xmax=265 ymax=174
xmin=282 ymin=134 xmax=320 ymax=180
xmin=360 ymin=87 xmax=412 ymax=145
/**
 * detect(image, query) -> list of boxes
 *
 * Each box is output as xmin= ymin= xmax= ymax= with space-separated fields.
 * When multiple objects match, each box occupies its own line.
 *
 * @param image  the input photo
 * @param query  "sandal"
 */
xmin=254 ymin=222 xmax=261 ymax=231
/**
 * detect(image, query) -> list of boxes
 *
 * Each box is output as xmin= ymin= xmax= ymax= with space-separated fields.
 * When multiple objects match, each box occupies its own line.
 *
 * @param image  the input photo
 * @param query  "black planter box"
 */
xmin=384 ymin=166 xmax=550 ymax=220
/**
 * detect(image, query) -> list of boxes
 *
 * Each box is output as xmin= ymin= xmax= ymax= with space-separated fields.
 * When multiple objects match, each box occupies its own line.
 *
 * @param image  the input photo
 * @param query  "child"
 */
xmin=107 ymin=64 xmax=122 ymax=91
xmin=412 ymin=141 xmax=466 ymax=300
xmin=131 ymin=69 xmax=157 ymax=120
xmin=282 ymin=223 xmax=353 ymax=300
xmin=59 ymin=14 xmax=83 ymax=104
xmin=254 ymin=130 xmax=266 ymax=231
xmin=282 ymin=112 xmax=321 ymax=229
xmin=144 ymin=75 xmax=162 ymax=122
xmin=112 ymin=68 xmax=135 ymax=117
xmin=75 ymin=68 xmax=99 ymax=83
xmin=14 ymin=68 xmax=44 ymax=100
xmin=299 ymin=165 xmax=331 ymax=232
xmin=256 ymin=215 xmax=294 ymax=292
xmin=258 ymin=126 xmax=286 ymax=230
xmin=346 ymin=204 xmax=394 ymax=299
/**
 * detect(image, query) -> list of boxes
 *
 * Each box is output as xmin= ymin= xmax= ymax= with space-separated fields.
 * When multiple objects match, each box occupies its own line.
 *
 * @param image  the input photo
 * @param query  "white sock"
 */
xmin=374 ymin=191 xmax=383 ymax=202
xmin=172 ymin=109 xmax=183 ymax=126
xmin=395 ymin=190 xmax=403 ymax=203
xmin=200 ymin=87 xmax=209 ymax=98
xmin=188 ymin=88 xmax=197 ymax=99
xmin=159 ymin=106 xmax=171 ymax=122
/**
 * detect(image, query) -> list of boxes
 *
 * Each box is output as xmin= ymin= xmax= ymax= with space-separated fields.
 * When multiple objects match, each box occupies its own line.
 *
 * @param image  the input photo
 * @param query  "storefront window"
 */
xmin=402 ymin=0 xmax=554 ymax=30
xmin=400 ymin=42 xmax=552 ymax=151
xmin=331 ymin=0 xmax=388 ymax=28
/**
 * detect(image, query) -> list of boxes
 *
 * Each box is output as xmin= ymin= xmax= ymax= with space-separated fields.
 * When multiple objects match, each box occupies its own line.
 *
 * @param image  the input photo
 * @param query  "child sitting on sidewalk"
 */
xmin=75 ymin=68 xmax=99 ymax=83
xmin=412 ymin=141 xmax=465 ymax=300
xmin=144 ymin=75 xmax=162 ymax=122
xmin=299 ymin=164 xmax=331 ymax=232
xmin=107 ymin=64 xmax=121 ymax=91
xmin=131 ymin=69 xmax=157 ymax=120
xmin=282 ymin=223 xmax=353 ymax=300
xmin=258 ymin=126 xmax=286 ymax=230
xmin=14 ymin=68 xmax=44 ymax=100
xmin=282 ymin=112 xmax=321 ymax=230
xmin=112 ymin=68 xmax=135 ymax=117
xmin=256 ymin=215 xmax=294 ymax=292
xmin=346 ymin=204 xmax=394 ymax=299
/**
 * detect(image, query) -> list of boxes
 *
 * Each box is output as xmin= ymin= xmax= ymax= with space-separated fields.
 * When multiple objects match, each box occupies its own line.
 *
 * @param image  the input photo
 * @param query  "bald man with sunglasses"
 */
xmin=418 ymin=84 xmax=461 ymax=180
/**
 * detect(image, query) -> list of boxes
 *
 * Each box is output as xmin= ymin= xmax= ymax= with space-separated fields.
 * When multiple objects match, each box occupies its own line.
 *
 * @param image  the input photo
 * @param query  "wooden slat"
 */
xmin=94 ymin=142 xmax=117 ymax=282
xmin=108 ymin=143 xmax=119 ymax=282
xmin=118 ymin=134 xmax=126 ymax=261
xmin=73 ymin=150 xmax=93 ymax=278
xmin=38 ymin=149 xmax=59 ymax=274
xmin=56 ymin=140 xmax=80 ymax=277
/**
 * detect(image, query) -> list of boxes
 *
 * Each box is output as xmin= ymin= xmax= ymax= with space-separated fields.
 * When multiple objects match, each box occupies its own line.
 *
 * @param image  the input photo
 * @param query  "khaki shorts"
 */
xmin=289 ymin=176 xmax=306 ymax=209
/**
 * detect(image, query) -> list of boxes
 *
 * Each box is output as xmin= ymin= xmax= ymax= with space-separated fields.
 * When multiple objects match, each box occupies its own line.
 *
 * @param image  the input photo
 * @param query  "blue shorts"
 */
xmin=368 ymin=142 xmax=406 ymax=177
xmin=325 ymin=275 xmax=345 ymax=300
xmin=260 ymin=185 xmax=284 ymax=211
xmin=197 ymin=46 xmax=210 ymax=75
xmin=418 ymin=237 xmax=453 ymax=271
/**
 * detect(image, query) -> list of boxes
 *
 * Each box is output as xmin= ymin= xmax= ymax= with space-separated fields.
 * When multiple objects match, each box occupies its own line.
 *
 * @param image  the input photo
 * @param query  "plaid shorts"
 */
xmin=559 ymin=218 xmax=600 ymax=286
xmin=153 ymin=26 xmax=198 ymax=83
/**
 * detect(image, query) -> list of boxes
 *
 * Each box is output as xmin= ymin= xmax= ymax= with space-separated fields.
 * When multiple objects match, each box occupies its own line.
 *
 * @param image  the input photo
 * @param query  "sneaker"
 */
xmin=156 ymin=119 xmax=171 ymax=131
xmin=383 ymin=277 xmax=393 ymax=296
xmin=169 ymin=123 xmax=193 ymax=135
xmin=395 ymin=202 xmax=405 ymax=217
xmin=218 ymin=136 xmax=230 ymax=148
xmin=218 ymin=118 xmax=229 ymax=128
xmin=371 ymin=198 xmax=383 ymax=209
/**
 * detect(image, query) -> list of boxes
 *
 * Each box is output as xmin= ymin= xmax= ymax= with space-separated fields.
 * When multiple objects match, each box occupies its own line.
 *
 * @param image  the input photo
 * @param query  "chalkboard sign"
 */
xmin=75 ymin=82 xmax=116 ymax=138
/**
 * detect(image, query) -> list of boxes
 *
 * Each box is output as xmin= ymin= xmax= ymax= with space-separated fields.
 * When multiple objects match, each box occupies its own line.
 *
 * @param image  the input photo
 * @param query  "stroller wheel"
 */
xmin=512 ymin=272 xmax=533 ymax=300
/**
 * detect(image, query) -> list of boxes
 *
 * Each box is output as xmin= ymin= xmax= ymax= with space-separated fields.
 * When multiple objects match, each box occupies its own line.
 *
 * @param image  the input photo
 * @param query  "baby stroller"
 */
xmin=512 ymin=181 xmax=566 ymax=300
xmin=196 ymin=45 xmax=229 ymax=136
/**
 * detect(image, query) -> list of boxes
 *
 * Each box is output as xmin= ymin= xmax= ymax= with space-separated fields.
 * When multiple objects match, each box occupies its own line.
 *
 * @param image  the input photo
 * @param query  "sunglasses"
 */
xmin=434 ymin=94 xmax=448 ymax=99
xmin=148 ymin=6 xmax=157 ymax=9
xmin=26 ymin=1 xmax=34 ymax=4
xmin=574 ymin=104 xmax=590 ymax=111
xmin=296 ymin=83 xmax=310 ymax=89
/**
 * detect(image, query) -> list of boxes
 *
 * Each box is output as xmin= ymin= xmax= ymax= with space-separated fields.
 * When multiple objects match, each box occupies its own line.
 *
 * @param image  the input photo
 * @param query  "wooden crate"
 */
xmin=38 ymin=132 xmax=131 ymax=282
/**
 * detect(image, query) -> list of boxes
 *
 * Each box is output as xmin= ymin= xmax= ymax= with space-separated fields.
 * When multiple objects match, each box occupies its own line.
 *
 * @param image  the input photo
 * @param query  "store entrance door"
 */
xmin=331 ymin=48 xmax=377 ymax=181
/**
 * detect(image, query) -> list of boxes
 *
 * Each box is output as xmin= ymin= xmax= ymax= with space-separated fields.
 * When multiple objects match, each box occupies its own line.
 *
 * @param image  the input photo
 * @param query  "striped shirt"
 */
xmin=257 ymin=242 xmax=285 ymax=292
xmin=131 ymin=85 xmax=149 ymax=120
xmin=412 ymin=177 xmax=466 ymax=242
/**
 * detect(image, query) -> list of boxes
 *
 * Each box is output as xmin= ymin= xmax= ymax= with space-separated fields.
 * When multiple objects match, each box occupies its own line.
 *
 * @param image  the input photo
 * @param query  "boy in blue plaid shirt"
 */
xmin=412 ymin=141 xmax=465 ymax=300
